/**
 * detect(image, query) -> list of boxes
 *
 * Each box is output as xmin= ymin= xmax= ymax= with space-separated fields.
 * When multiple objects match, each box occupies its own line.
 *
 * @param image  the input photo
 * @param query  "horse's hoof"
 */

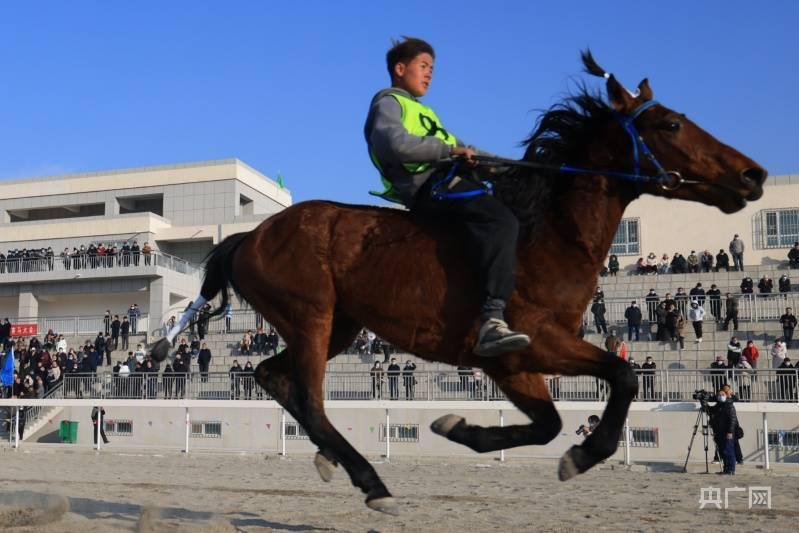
xmin=149 ymin=337 xmax=171 ymax=363
xmin=430 ymin=414 xmax=465 ymax=437
xmin=366 ymin=496 xmax=400 ymax=516
xmin=314 ymin=452 xmax=337 ymax=482
xmin=558 ymin=446 xmax=589 ymax=481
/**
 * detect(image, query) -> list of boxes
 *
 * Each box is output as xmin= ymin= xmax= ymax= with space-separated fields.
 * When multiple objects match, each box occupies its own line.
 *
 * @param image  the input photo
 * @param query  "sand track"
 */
xmin=0 ymin=449 xmax=796 ymax=531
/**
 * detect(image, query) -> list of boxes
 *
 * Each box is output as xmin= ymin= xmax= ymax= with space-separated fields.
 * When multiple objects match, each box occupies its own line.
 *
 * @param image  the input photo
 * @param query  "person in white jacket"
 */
xmin=770 ymin=339 xmax=787 ymax=369
xmin=688 ymin=300 xmax=706 ymax=342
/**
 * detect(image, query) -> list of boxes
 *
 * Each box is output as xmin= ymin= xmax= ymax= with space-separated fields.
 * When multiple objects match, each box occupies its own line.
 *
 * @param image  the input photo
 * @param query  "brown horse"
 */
xmin=151 ymin=52 xmax=765 ymax=514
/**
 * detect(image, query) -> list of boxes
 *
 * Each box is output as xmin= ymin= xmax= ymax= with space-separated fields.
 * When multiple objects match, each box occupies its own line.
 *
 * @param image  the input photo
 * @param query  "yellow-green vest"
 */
xmin=370 ymin=92 xmax=458 ymax=203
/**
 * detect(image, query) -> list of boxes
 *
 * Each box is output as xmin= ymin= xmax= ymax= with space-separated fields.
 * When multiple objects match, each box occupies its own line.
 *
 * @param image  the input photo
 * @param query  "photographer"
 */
xmin=576 ymin=415 xmax=600 ymax=438
xmin=709 ymin=388 xmax=738 ymax=475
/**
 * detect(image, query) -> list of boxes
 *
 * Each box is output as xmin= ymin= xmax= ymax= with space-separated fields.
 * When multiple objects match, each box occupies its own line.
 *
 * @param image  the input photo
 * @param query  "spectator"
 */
xmin=770 ymin=339 xmax=788 ymax=369
xmin=757 ymin=275 xmax=773 ymax=295
xmin=370 ymin=361 xmax=384 ymax=399
xmin=742 ymin=340 xmax=759 ymax=369
xmin=777 ymin=357 xmax=795 ymax=401
xmin=94 ymin=332 xmax=106 ymax=365
xmin=666 ymin=304 xmax=685 ymax=349
xmin=224 ymin=304 xmax=233 ymax=333
xmin=608 ymin=254 xmax=619 ymax=276
xmin=726 ymin=337 xmax=743 ymax=367
xmin=628 ymin=357 xmax=640 ymax=398
xmin=624 ymin=301 xmax=642 ymax=342
xmin=675 ymin=287 xmax=689 ymax=316
xmin=162 ymin=363 xmax=174 ymax=399
xmin=788 ymin=242 xmax=799 ymax=269
xmin=198 ymin=342 xmax=212 ymax=383
xmin=104 ymin=334 xmax=113 ymax=365
xmin=593 ymin=286 xmax=605 ymax=302
xmin=707 ymin=284 xmax=722 ymax=322
xmin=644 ymin=252 xmax=658 ymax=274
xmin=655 ymin=301 xmax=669 ymax=342
xmin=134 ymin=343 xmax=146 ymax=365
xmin=723 ymin=293 xmax=739 ymax=331
xmin=686 ymin=251 xmax=699 ymax=273
xmin=688 ymin=301 xmax=705 ymax=343
xmin=778 ymin=274 xmax=791 ymax=294
xmin=658 ymin=253 xmax=670 ymax=274
xmin=634 ymin=257 xmax=646 ymax=275
xmin=243 ymin=361 xmax=255 ymax=400
xmin=103 ymin=310 xmax=111 ymax=336
xmin=662 ymin=292 xmax=676 ymax=311
xmin=700 ymin=250 xmax=714 ymax=273
xmin=91 ymin=406 xmax=110 ymax=445
xmin=253 ymin=327 xmax=267 ymax=355
xmin=120 ymin=316 xmax=130 ymax=351
xmin=240 ymin=332 xmax=252 ymax=356
xmin=670 ymin=253 xmax=687 ymax=274
xmin=604 ymin=330 xmax=622 ymax=356
xmin=387 ymin=358 xmax=401 ymax=400
xmin=189 ymin=335 xmax=200 ymax=359
xmin=266 ymin=326 xmax=280 ymax=356
xmin=128 ymin=304 xmax=141 ymax=334
xmin=716 ymin=249 xmax=731 ymax=272
xmin=709 ymin=355 xmax=728 ymax=395
xmin=689 ymin=283 xmax=706 ymax=306
xmin=729 ymin=234 xmax=745 ymax=271
xmin=142 ymin=242 xmax=152 ymax=265
xmin=644 ymin=289 xmax=659 ymax=323
xmin=709 ymin=388 xmax=739 ymax=474
xmin=110 ymin=315 xmax=121 ymax=350
xmin=641 ymin=356 xmax=656 ymax=401
xmin=779 ymin=307 xmax=796 ymax=349
xmin=402 ymin=360 xmax=417 ymax=400
xmin=229 ymin=360 xmax=243 ymax=399
xmin=131 ymin=240 xmax=141 ymax=266
xmin=172 ymin=353 xmax=188 ymax=399
xmin=591 ymin=298 xmax=608 ymax=335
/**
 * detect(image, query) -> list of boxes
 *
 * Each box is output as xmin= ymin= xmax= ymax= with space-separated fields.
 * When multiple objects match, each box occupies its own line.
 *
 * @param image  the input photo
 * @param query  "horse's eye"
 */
xmin=664 ymin=120 xmax=681 ymax=132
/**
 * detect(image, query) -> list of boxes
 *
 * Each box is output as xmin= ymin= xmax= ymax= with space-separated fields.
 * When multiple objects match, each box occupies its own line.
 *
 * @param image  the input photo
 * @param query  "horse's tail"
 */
xmin=201 ymin=231 xmax=251 ymax=320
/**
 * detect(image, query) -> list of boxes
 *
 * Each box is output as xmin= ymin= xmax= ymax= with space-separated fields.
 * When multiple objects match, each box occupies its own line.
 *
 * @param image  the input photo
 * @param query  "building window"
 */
xmin=8 ymin=203 xmax=105 ymax=223
xmin=118 ymin=194 xmax=164 ymax=217
xmin=191 ymin=421 xmax=222 ymax=438
xmin=767 ymin=430 xmax=799 ymax=448
xmin=240 ymin=194 xmax=254 ymax=216
xmin=610 ymin=218 xmax=641 ymax=256
xmin=619 ymin=427 xmax=659 ymax=448
xmin=379 ymin=424 xmax=419 ymax=443
xmin=104 ymin=419 xmax=133 ymax=436
xmin=762 ymin=209 xmax=799 ymax=248
xmin=285 ymin=421 xmax=309 ymax=440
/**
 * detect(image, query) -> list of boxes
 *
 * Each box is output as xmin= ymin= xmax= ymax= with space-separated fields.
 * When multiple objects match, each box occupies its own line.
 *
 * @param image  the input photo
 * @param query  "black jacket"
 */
xmin=624 ymin=305 xmax=642 ymax=325
xmin=779 ymin=276 xmax=791 ymax=292
xmin=710 ymin=400 xmax=738 ymax=437
xmin=780 ymin=313 xmax=797 ymax=330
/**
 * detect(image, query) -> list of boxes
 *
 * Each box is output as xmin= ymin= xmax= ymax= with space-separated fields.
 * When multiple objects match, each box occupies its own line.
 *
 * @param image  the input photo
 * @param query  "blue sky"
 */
xmin=0 ymin=1 xmax=796 ymax=204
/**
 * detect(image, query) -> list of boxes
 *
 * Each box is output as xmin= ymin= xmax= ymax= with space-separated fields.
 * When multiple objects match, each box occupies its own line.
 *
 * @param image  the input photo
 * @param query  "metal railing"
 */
xmin=9 ymin=314 xmax=150 ymax=337
xmin=0 ymin=251 xmax=196 ymax=277
xmin=59 ymin=369 xmax=799 ymax=403
xmin=586 ymin=292 xmax=799 ymax=325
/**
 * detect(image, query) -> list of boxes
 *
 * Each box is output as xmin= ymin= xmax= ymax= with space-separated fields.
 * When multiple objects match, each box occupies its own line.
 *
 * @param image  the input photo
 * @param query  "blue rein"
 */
xmin=433 ymin=99 xmax=679 ymax=201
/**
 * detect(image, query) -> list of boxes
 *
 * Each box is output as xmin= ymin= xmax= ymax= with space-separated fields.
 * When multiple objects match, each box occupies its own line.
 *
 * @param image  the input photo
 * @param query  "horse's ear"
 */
xmin=637 ymin=78 xmax=653 ymax=101
xmin=606 ymin=74 xmax=636 ymax=112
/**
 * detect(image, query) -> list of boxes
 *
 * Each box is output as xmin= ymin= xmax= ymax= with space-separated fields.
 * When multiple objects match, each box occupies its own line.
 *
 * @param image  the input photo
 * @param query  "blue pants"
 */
xmin=716 ymin=437 xmax=736 ymax=474
xmin=627 ymin=323 xmax=640 ymax=341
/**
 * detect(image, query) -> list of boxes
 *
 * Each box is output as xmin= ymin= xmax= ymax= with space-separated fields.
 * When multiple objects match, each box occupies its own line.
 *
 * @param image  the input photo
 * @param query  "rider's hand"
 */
xmin=726 ymin=433 xmax=733 ymax=440
xmin=450 ymin=146 xmax=477 ymax=167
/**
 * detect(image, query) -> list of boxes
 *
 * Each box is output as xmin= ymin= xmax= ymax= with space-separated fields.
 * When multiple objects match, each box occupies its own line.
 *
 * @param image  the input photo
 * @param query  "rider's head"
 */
xmin=387 ymin=37 xmax=434 ymax=97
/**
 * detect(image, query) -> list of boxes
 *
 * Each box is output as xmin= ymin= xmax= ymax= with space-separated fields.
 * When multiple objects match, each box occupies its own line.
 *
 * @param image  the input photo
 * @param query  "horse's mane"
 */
xmin=493 ymin=84 xmax=613 ymax=240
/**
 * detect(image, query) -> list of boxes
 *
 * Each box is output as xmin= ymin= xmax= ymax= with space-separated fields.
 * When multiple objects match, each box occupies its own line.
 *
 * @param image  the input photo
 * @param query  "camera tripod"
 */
xmin=682 ymin=402 xmax=723 ymax=473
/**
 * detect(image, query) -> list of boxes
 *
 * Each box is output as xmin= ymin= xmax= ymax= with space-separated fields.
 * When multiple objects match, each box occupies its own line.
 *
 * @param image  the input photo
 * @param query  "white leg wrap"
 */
xmin=165 ymin=295 xmax=207 ymax=343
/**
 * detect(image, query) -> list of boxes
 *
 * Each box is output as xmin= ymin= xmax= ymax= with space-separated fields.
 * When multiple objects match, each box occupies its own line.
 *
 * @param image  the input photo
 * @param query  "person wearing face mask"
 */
xmin=709 ymin=388 xmax=738 ymax=475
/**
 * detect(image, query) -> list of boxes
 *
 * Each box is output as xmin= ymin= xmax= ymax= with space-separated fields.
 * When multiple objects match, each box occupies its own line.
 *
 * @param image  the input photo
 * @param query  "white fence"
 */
xmin=53 ymin=369 xmax=799 ymax=403
xmin=0 ymin=250 xmax=196 ymax=276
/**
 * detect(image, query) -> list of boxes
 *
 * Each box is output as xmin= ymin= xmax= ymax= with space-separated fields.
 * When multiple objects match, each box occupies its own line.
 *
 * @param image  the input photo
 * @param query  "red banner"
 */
xmin=11 ymin=324 xmax=37 ymax=337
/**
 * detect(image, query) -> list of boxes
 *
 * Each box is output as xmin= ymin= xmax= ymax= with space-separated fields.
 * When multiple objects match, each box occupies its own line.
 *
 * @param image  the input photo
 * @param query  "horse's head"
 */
xmin=584 ymin=52 xmax=767 ymax=213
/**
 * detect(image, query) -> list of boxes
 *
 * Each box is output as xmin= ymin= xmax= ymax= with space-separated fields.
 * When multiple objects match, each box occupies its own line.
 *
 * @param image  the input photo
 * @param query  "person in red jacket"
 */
xmin=742 ymin=340 xmax=760 ymax=369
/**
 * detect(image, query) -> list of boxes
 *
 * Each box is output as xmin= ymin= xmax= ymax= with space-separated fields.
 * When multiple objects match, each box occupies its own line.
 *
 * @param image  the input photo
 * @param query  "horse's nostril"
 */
xmin=741 ymin=167 xmax=767 ymax=186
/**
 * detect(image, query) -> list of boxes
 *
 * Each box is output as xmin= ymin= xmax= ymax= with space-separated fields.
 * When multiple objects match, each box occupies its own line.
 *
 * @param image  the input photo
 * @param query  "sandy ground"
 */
xmin=0 ymin=447 xmax=797 ymax=532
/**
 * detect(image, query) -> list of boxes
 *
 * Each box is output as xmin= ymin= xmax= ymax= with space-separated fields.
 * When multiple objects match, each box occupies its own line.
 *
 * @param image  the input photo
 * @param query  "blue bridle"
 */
xmin=432 ymin=99 xmax=683 ymax=202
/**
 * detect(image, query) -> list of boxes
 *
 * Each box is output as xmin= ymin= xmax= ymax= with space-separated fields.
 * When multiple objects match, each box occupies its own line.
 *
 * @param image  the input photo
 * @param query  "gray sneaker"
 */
xmin=473 ymin=318 xmax=530 ymax=357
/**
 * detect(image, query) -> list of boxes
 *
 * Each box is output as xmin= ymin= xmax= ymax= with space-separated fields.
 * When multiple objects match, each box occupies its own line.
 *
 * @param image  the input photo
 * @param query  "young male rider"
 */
xmin=364 ymin=37 xmax=529 ymax=357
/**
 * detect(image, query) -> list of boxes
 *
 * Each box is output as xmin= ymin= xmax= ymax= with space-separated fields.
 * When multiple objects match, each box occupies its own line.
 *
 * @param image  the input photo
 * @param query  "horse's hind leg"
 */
xmin=432 ymin=370 xmax=562 ymax=452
